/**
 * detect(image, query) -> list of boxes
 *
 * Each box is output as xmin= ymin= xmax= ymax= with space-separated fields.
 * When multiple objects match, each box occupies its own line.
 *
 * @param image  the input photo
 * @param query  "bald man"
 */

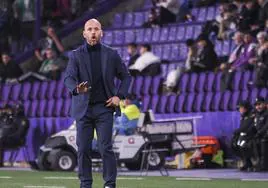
xmin=64 ymin=19 xmax=131 ymax=188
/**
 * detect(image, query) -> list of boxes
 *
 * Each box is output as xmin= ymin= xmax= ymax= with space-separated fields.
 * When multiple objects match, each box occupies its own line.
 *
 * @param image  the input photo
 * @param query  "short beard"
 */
xmin=89 ymin=40 xmax=97 ymax=46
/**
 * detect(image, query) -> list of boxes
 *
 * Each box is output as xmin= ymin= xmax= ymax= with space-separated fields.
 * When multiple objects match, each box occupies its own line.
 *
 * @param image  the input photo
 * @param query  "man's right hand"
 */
xmin=76 ymin=82 xmax=89 ymax=94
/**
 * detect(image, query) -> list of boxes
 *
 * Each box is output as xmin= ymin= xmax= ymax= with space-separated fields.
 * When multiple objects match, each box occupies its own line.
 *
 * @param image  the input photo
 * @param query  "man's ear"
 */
xmin=100 ymin=30 xmax=103 ymax=38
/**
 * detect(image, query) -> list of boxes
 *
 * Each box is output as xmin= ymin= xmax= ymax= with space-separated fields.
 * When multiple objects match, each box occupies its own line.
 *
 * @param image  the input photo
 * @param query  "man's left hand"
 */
xmin=106 ymin=96 xmax=120 ymax=107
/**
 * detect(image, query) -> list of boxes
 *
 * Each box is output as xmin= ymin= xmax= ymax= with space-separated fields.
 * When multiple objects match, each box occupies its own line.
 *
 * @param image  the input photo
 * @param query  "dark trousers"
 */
xmin=76 ymin=103 xmax=116 ymax=188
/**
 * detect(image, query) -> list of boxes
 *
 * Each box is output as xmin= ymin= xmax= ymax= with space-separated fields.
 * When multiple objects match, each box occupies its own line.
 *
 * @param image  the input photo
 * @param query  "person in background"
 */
xmin=142 ymin=8 xmax=161 ymax=28
xmin=129 ymin=44 xmax=161 ymax=76
xmin=126 ymin=43 xmax=139 ymax=67
xmin=0 ymin=52 xmax=23 ymax=83
xmin=154 ymin=0 xmax=180 ymax=24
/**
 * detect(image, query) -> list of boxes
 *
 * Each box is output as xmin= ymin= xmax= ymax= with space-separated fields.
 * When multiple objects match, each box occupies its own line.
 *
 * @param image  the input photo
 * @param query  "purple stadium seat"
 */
xmin=156 ymin=95 xmax=168 ymax=113
xmin=167 ymin=64 xmax=177 ymax=74
xmin=150 ymin=76 xmax=162 ymax=95
xmin=222 ymin=40 xmax=231 ymax=57
xmin=1 ymin=84 xmax=12 ymax=101
xmin=28 ymin=100 xmax=39 ymax=117
xmin=178 ymin=73 xmax=189 ymax=93
xmin=249 ymin=88 xmax=258 ymax=104
xmin=205 ymin=72 xmax=215 ymax=92
xmin=54 ymin=79 xmax=64 ymax=99
xmin=39 ymin=81 xmax=48 ymax=99
xmin=179 ymin=43 xmax=187 ymax=59
xmin=37 ymin=99 xmax=47 ymax=117
xmin=113 ymin=13 xmax=123 ymax=28
xmin=240 ymin=90 xmax=249 ymax=101
xmin=143 ymin=0 xmax=152 ymax=9
xmin=166 ymin=94 xmax=176 ymax=113
xmin=46 ymin=99 xmax=55 ymax=117
xmin=211 ymin=92 xmax=222 ymax=111
xmin=240 ymin=71 xmax=251 ymax=90
xmin=176 ymin=26 xmax=185 ymax=41
xmin=134 ymin=12 xmax=145 ymax=27
xmin=121 ymin=47 xmax=129 ymax=61
xmin=229 ymin=91 xmax=240 ymax=111
xmin=30 ymin=82 xmax=40 ymax=100
xmin=103 ymin=31 xmax=113 ymax=45
xmin=194 ymin=25 xmax=202 ymax=39
xmin=170 ymin=44 xmax=179 ymax=61
xmin=124 ymin=30 xmax=135 ymax=43
xmin=141 ymin=76 xmax=152 ymax=95
xmin=23 ymin=100 xmax=31 ymax=117
xmin=152 ymin=27 xmax=161 ymax=42
xmin=113 ymin=30 xmax=124 ymax=45
xmin=20 ymin=82 xmax=31 ymax=101
xmin=54 ymin=98 xmax=63 ymax=117
xmin=132 ymin=76 xmax=144 ymax=96
xmin=191 ymin=8 xmax=199 ymax=18
xmin=123 ymin=12 xmax=134 ymax=27
xmin=193 ymin=93 xmax=204 ymax=112
xmin=161 ymin=64 xmax=168 ymax=78
xmin=215 ymin=41 xmax=222 ymax=56
xmin=149 ymin=95 xmax=159 ymax=113
xmin=174 ymin=94 xmax=186 ymax=113
xmin=202 ymin=92 xmax=213 ymax=112
xmin=168 ymin=27 xmax=177 ymax=42
xmin=185 ymin=25 xmax=194 ymax=39
xmin=142 ymin=95 xmax=151 ymax=112
xmin=160 ymin=28 xmax=169 ymax=42
xmin=144 ymin=28 xmax=152 ymax=43
xmin=62 ymin=98 xmax=71 ymax=117
xmin=231 ymin=71 xmax=242 ymax=91
xmin=47 ymin=81 xmax=57 ymax=99
xmin=187 ymin=73 xmax=198 ymax=93
xmin=153 ymin=45 xmax=162 ymax=58
xmin=206 ymin=7 xmax=215 ymax=21
xmin=10 ymin=84 xmax=21 ymax=101
xmin=195 ymin=73 xmax=206 ymax=92
xmin=220 ymin=91 xmax=231 ymax=111
xmin=136 ymin=29 xmax=144 ymax=43
xmin=213 ymin=72 xmax=222 ymax=92
xmin=197 ymin=7 xmax=207 ymax=22
xmin=128 ymin=77 xmax=135 ymax=94
xmin=183 ymin=93 xmax=195 ymax=112
xmin=259 ymin=88 xmax=267 ymax=98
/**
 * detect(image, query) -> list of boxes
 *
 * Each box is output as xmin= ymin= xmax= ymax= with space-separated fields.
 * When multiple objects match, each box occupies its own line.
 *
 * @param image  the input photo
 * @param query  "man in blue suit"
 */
xmin=64 ymin=18 xmax=131 ymax=188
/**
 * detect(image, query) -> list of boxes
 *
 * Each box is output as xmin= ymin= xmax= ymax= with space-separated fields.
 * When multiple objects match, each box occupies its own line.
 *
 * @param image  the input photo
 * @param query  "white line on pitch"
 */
xmin=0 ymin=176 xmax=12 ymax=179
xmin=176 ymin=178 xmax=211 ymax=181
xmin=241 ymin=179 xmax=268 ymax=181
xmin=117 ymin=177 xmax=144 ymax=180
xmin=44 ymin=177 xmax=78 ymax=180
xmin=23 ymin=186 xmax=66 ymax=188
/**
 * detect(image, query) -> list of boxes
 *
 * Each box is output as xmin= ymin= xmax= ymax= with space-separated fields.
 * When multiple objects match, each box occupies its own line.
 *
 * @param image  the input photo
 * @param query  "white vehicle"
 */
xmin=36 ymin=110 xmax=202 ymax=171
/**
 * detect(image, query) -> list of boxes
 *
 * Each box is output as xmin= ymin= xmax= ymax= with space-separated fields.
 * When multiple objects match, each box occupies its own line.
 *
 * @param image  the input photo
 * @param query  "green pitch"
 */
xmin=0 ymin=170 xmax=267 ymax=188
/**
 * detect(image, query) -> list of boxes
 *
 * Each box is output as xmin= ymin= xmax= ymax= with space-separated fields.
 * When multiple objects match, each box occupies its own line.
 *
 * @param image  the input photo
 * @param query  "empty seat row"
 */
xmin=103 ymin=24 xmax=203 ymax=45
xmin=0 ymin=80 xmax=71 ymax=101
xmin=142 ymin=89 xmax=268 ymax=114
xmin=112 ymin=6 xmax=217 ymax=28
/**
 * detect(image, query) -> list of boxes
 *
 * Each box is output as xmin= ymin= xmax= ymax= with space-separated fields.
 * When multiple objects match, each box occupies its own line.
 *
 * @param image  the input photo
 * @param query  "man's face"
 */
xmin=127 ymin=45 xmax=136 ymax=56
xmin=140 ymin=46 xmax=147 ymax=55
xmin=255 ymin=103 xmax=266 ymax=112
xmin=244 ymin=34 xmax=252 ymax=44
xmin=239 ymin=106 xmax=247 ymax=114
xmin=1 ymin=54 xmax=11 ymax=65
xmin=257 ymin=35 xmax=266 ymax=45
xmin=258 ymin=0 xmax=264 ymax=5
xmin=45 ymin=49 xmax=54 ymax=59
xmin=83 ymin=19 xmax=103 ymax=46
xmin=233 ymin=33 xmax=243 ymax=44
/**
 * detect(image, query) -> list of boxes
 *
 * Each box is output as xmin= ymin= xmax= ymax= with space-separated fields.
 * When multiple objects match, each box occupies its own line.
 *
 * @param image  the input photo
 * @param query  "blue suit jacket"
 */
xmin=64 ymin=43 xmax=131 ymax=120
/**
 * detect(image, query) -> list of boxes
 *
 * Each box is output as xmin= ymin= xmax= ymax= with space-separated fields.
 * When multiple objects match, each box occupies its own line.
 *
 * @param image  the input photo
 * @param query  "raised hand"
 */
xmin=76 ymin=81 xmax=89 ymax=94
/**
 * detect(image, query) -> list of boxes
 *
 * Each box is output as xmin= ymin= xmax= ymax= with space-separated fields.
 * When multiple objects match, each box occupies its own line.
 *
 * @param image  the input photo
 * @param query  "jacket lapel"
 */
xmin=81 ymin=43 xmax=92 ymax=83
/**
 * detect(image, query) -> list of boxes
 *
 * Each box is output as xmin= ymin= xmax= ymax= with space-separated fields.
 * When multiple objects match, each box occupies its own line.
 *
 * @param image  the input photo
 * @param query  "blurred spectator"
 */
xmin=231 ymin=32 xmax=257 ymax=70
xmin=35 ymin=27 xmax=65 ymax=63
xmin=185 ymin=39 xmax=198 ymax=71
xmin=191 ymin=35 xmax=218 ymax=73
xmin=238 ymin=0 xmax=260 ymax=32
xmin=153 ymin=0 xmax=180 ymax=24
xmin=194 ymin=0 xmax=216 ymax=7
xmin=127 ymin=43 xmax=139 ymax=67
xmin=265 ymin=19 xmax=268 ymax=33
xmin=129 ymin=44 xmax=161 ymax=76
xmin=258 ymin=0 xmax=268 ymax=28
xmin=143 ymin=8 xmax=161 ymax=28
xmin=249 ymin=31 xmax=268 ymax=88
xmin=0 ymin=9 xmax=9 ymax=54
xmin=0 ymin=52 xmax=23 ymax=83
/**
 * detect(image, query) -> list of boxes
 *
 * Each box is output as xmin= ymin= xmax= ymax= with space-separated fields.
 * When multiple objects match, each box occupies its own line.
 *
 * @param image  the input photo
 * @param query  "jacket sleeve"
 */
xmin=114 ymin=51 xmax=131 ymax=99
xmin=64 ymin=51 xmax=79 ymax=95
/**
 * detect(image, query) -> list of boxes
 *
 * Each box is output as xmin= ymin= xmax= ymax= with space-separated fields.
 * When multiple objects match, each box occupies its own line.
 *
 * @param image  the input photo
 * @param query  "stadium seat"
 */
xmin=176 ymin=26 xmax=185 ymax=41
xmin=213 ymin=72 xmax=222 ymax=92
xmin=142 ymin=95 xmax=151 ymax=112
xmin=134 ymin=12 xmax=145 ymax=27
xmin=62 ymin=98 xmax=71 ymax=117
xmin=141 ymin=76 xmax=152 ymax=96
xmin=39 ymin=81 xmax=48 ymax=99
xmin=178 ymin=73 xmax=189 ymax=93
xmin=170 ymin=43 xmax=180 ymax=61
xmin=185 ymin=25 xmax=194 ymax=39
xmin=113 ymin=13 xmax=123 ymax=28
xmin=197 ymin=7 xmax=207 ymax=22
xmin=231 ymin=71 xmax=242 ymax=91
xmin=195 ymin=73 xmax=206 ymax=92
xmin=30 ymin=82 xmax=40 ymax=100
xmin=103 ymin=31 xmax=113 ymax=45
xmin=10 ymin=84 xmax=21 ymax=102
xmin=183 ymin=93 xmax=195 ymax=112
xmin=150 ymin=76 xmax=162 ymax=95
xmin=166 ymin=94 xmax=177 ymax=113
xmin=168 ymin=27 xmax=177 ymax=42
xmin=20 ymin=82 xmax=31 ymax=101
xmin=124 ymin=29 xmax=135 ymax=44
xmin=37 ymin=99 xmax=47 ymax=117
xmin=156 ymin=95 xmax=168 ymax=113
xmin=54 ymin=98 xmax=64 ymax=117
xmin=152 ymin=27 xmax=161 ymax=42
xmin=114 ymin=30 xmax=124 ymax=45
xmin=160 ymin=27 xmax=169 ymax=42
xmin=144 ymin=28 xmax=152 ymax=43
xmin=211 ymin=92 xmax=222 ymax=111
xmin=1 ymin=84 xmax=12 ymax=101
xmin=202 ymin=92 xmax=213 ymax=112
xmin=174 ymin=94 xmax=186 ymax=113
xmin=136 ymin=29 xmax=144 ymax=43
xmin=205 ymin=72 xmax=215 ymax=92
xmin=193 ymin=92 xmax=204 ymax=112
xmin=123 ymin=12 xmax=134 ymax=27
xmin=162 ymin=44 xmax=171 ymax=60
xmin=220 ymin=91 xmax=231 ymax=111
xmin=240 ymin=71 xmax=251 ymax=90
xmin=46 ymin=81 xmax=57 ymax=99
xmin=229 ymin=91 xmax=240 ymax=111
xmin=187 ymin=73 xmax=198 ymax=93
